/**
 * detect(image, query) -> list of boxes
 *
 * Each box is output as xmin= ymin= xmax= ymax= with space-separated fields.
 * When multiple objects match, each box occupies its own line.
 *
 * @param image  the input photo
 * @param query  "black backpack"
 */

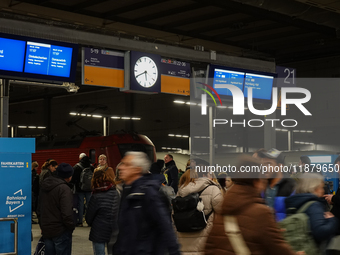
xmin=172 ymin=185 xmax=213 ymax=232
xmin=79 ymin=167 xmax=94 ymax=192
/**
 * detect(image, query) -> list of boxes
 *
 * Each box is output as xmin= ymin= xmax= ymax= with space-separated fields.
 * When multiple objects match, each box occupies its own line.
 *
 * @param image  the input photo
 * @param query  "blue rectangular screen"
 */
xmin=24 ymin=42 xmax=73 ymax=77
xmin=213 ymin=68 xmax=245 ymax=96
xmin=0 ymin=37 xmax=26 ymax=72
xmin=244 ymin=72 xmax=274 ymax=100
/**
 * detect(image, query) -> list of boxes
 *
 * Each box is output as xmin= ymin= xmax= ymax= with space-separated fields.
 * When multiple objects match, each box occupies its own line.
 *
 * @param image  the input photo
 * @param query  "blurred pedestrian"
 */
xmin=285 ymin=173 xmax=338 ymax=252
xmin=113 ymin=152 xmax=180 ymax=255
xmin=205 ymin=155 xmax=296 ymax=255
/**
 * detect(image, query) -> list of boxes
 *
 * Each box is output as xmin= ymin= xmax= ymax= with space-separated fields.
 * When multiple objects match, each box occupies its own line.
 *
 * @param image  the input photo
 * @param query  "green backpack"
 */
xmin=279 ymin=201 xmax=320 ymax=255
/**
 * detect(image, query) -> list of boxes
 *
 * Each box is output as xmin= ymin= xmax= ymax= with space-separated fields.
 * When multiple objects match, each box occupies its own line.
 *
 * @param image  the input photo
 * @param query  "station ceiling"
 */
xmin=3 ymin=0 xmax=340 ymax=64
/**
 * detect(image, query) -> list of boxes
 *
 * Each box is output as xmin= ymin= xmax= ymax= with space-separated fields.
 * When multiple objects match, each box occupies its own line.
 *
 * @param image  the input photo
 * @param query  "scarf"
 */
xmin=92 ymin=181 xmax=114 ymax=193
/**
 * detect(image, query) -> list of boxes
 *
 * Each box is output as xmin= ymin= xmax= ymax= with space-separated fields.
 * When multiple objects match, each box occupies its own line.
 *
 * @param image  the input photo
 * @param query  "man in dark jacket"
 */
xmin=71 ymin=155 xmax=93 ymax=226
xmin=162 ymin=154 xmax=179 ymax=193
xmin=38 ymin=163 xmax=75 ymax=255
xmin=113 ymin=151 xmax=180 ymax=255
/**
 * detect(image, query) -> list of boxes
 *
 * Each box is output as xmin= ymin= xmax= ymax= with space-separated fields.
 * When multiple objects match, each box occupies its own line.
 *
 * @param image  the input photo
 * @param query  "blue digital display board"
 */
xmin=0 ymin=38 xmax=26 ymax=72
xmin=243 ymin=73 xmax=274 ymax=100
xmin=24 ymin=42 xmax=73 ymax=77
xmin=213 ymin=68 xmax=245 ymax=96
xmin=209 ymin=64 xmax=275 ymax=101
xmin=0 ymin=33 xmax=78 ymax=83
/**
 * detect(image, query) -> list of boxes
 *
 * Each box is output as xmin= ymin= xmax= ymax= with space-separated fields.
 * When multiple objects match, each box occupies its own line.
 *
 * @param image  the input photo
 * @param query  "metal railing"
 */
xmin=0 ymin=218 xmax=18 ymax=255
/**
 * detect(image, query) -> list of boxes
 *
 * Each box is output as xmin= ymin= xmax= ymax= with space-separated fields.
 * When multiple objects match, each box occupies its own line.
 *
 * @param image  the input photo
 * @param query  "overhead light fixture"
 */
xmin=37 ymin=126 xmax=46 ymax=129
xmin=111 ymin=116 xmax=120 ymax=119
xmin=131 ymin=117 xmax=141 ymax=120
xmin=168 ymin=134 xmax=175 ymax=137
xmin=18 ymin=126 xmax=27 ymax=129
xmin=70 ymin=112 xmax=77 ymax=116
xmin=28 ymin=126 xmax=37 ymax=129
xmin=92 ymin=115 xmax=102 ymax=118
xmin=174 ymin=100 xmax=185 ymax=104
xmin=122 ymin=117 xmax=131 ymax=120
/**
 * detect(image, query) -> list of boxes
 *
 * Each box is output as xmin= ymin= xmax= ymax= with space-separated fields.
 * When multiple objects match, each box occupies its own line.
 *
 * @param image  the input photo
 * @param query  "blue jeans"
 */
xmin=93 ymin=242 xmax=106 ymax=255
xmin=44 ymin=231 xmax=72 ymax=255
xmin=77 ymin=191 xmax=91 ymax=224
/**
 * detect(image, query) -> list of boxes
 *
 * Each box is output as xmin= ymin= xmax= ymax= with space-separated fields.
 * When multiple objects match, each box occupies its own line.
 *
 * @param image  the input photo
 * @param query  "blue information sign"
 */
xmin=24 ymin=42 xmax=73 ymax=77
xmin=0 ymin=138 xmax=35 ymax=255
xmin=0 ymin=38 xmax=26 ymax=72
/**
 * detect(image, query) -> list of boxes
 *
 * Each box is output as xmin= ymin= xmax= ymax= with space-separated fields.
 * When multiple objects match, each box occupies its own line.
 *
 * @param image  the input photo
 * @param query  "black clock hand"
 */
xmin=135 ymin=71 xmax=146 ymax=78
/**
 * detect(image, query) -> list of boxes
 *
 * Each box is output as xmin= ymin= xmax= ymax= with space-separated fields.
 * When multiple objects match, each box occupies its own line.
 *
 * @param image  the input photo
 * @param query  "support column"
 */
xmin=264 ymin=111 xmax=277 ymax=149
xmin=0 ymin=79 xmax=10 ymax=137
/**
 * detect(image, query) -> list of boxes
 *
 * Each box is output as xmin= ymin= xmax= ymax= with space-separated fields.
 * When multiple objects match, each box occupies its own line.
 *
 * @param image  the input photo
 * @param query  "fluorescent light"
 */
xmin=28 ymin=126 xmax=37 ymax=129
xmin=132 ymin=117 xmax=141 ymax=120
xmin=307 ymin=130 xmax=313 ymax=133
xmin=194 ymin=136 xmax=200 ymax=138
xmin=174 ymin=100 xmax=185 ymax=104
xmin=281 ymin=129 xmax=288 ymax=132
xmin=161 ymin=147 xmax=167 ymax=149
xmin=168 ymin=134 xmax=175 ymax=137
xmin=70 ymin=112 xmax=77 ymax=115
xmin=175 ymin=135 xmax=182 ymax=137
xmin=171 ymin=148 xmax=177 ymax=150
xmin=87 ymin=114 xmax=92 ymax=117
xmin=300 ymin=130 xmax=306 ymax=133
xmin=293 ymin=130 xmax=299 ymax=132
xmin=111 ymin=116 xmax=120 ymax=119
xmin=182 ymin=135 xmax=189 ymax=138
xmin=92 ymin=115 xmax=102 ymax=118
xmin=37 ymin=126 xmax=46 ymax=129
xmin=18 ymin=126 xmax=27 ymax=128
xmin=310 ymin=156 xmax=332 ymax=164
xmin=7 ymin=125 xmax=10 ymax=127
xmin=81 ymin=114 xmax=86 ymax=116
xmin=122 ymin=117 xmax=131 ymax=120
xmin=166 ymin=147 xmax=171 ymax=149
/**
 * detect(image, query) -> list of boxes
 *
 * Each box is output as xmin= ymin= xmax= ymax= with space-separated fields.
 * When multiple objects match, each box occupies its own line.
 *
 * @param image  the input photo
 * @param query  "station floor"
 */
xmin=31 ymin=222 xmax=93 ymax=255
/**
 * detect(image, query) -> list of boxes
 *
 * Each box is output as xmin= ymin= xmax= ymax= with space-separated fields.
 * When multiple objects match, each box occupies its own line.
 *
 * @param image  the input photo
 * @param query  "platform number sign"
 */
xmin=276 ymin=66 xmax=296 ymax=87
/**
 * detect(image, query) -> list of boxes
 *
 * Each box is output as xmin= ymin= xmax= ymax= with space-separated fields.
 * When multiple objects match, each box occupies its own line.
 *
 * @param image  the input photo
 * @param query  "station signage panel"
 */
xmin=276 ymin=66 xmax=296 ymax=87
xmin=0 ymin=138 xmax=35 ymax=255
xmin=0 ymin=33 xmax=78 ymax=83
xmin=82 ymin=47 xmax=124 ymax=88
xmin=160 ymin=58 xmax=190 ymax=96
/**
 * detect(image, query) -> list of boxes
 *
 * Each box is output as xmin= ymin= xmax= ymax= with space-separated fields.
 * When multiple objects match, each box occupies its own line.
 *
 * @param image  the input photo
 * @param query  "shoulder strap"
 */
xmin=77 ymin=163 xmax=85 ymax=170
xmin=297 ymin=201 xmax=316 ymax=214
xmin=105 ymin=167 xmax=109 ymax=172
xmin=198 ymin=184 xmax=214 ymax=196
xmin=224 ymin=216 xmax=251 ymax=255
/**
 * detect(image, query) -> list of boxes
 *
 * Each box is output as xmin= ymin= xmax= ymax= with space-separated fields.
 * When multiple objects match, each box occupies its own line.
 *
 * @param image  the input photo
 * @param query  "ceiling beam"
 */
xmin=189 ymin=15 xmax=261 ymax=34
xmin=191 ymin=0 xmax=338 ymax=38
xmin=164 ymin=10 xmax=230 ymax=29
xmin=133 ymin=3 xmax=204 ymax=23
xmin=71 ymin=0 xmax=110 ymax=12
xmin=103 ymin=0 xmax=171 ymax=20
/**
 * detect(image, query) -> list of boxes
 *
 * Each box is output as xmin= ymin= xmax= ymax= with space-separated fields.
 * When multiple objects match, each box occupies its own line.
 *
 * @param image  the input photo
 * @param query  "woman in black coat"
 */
xmin=85 ymin=170 xmax=120 ymax=255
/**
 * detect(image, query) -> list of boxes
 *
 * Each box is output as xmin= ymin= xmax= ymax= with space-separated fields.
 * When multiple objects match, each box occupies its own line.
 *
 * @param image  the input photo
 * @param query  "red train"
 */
xmin=32 ymin=133 xmax=156 ymax=173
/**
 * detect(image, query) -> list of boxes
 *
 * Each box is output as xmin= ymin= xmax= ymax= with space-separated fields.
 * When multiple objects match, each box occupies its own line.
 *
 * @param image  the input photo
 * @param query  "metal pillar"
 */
xmin=0 ymin=79 xmax=9 ymax=137
xmin=103 ymin=117 xmax=109 ymax=136
xmin=264 ymin=111 xmax=277 ymax=149
xmin=209 ymin=106 xmax=214 ymax=165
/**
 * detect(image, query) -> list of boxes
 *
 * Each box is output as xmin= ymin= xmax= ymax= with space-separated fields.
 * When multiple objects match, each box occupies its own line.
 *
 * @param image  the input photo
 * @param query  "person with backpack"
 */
xmin=85 ymin=170 xmax=120 ymax=255
xmin=113 ymin=151 xmax=180 ymax=255
xmin=283 ymin=173 xmax=338 ymax=254
xmin=71 ymin=155 xmax=93 ymax=226
xmin=174 ymin=159 xmax=222 ymax=255
xmin=205 ymin=155 xmax=296 ymax=255
xmin=94 ymin=154 xmax=115 ymax=180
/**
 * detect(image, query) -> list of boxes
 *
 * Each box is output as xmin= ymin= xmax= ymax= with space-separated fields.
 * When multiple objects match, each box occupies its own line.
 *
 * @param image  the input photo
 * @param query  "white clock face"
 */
xmin=134 ymin=56 xmax=158 ymax=88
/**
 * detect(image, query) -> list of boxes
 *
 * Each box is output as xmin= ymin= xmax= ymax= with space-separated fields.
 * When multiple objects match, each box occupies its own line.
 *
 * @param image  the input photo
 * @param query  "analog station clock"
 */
xmin=134 ymin=56 xmax=158 ymax=88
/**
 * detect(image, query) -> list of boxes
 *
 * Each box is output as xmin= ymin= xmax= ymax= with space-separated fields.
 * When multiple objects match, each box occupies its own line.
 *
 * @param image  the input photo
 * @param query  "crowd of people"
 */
xmin=31 ymin=149 xmax=340 ymax=255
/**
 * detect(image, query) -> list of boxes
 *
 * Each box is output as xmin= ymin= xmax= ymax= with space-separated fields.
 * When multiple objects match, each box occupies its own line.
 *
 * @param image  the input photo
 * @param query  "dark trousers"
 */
xmin=44 ymin=230 xmax=72 ymax=255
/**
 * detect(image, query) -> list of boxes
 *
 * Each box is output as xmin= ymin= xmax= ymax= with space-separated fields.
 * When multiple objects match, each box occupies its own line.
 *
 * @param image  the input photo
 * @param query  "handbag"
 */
xmin=34 ymin=236 xmax=45 ymax=255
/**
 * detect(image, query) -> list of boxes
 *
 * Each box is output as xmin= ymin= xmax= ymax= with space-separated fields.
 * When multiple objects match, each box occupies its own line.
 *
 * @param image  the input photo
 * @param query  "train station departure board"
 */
xmin=82 ymin=47 xmax=124 ymax=88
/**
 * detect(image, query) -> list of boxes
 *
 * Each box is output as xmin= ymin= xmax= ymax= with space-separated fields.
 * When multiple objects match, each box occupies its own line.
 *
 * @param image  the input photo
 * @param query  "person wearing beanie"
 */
xmin=38 ymin=163 xmax=75 ymax=255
